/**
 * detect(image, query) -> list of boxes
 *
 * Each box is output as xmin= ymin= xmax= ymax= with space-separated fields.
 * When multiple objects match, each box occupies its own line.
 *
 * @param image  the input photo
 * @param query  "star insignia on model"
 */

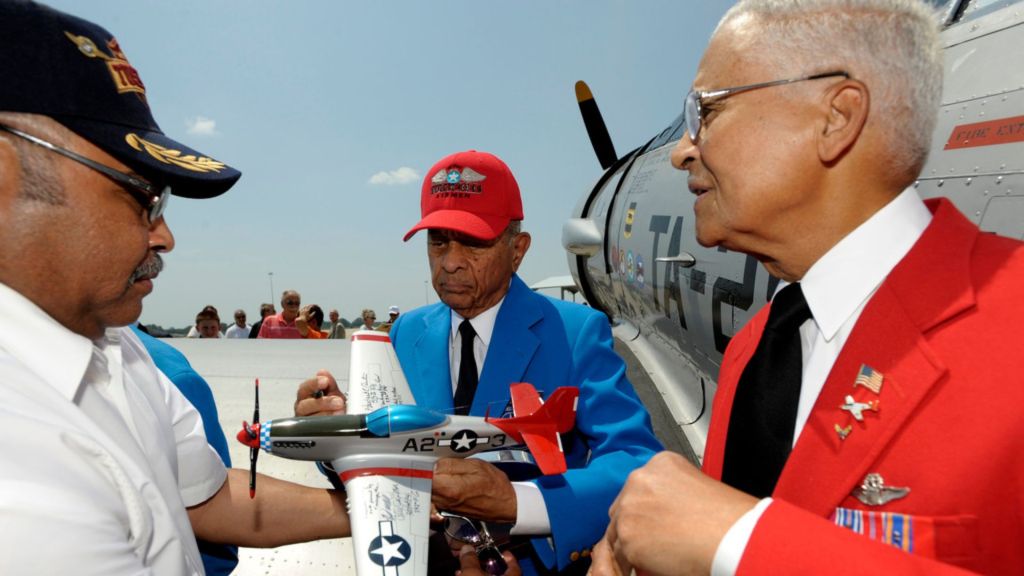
xmin=451 ymin=430 xmax=477 ymax=452
xmin=369 ymin=535 xmax=410 ymax=566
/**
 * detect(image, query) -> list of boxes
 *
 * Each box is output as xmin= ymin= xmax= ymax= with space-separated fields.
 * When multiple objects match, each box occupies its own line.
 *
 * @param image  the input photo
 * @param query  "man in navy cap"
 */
xmin=0 ymin=2 xmax=352 ymax=573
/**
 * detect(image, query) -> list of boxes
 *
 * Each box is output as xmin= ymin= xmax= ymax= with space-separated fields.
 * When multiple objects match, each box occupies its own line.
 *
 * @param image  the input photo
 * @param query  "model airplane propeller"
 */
xmin=237 ymin=331 xmax=578 ymax=576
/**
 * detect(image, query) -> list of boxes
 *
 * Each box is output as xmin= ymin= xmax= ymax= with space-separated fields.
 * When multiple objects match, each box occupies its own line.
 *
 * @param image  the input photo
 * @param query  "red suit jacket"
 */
xmin=703 ymin=199 xmax=1024 ymax=574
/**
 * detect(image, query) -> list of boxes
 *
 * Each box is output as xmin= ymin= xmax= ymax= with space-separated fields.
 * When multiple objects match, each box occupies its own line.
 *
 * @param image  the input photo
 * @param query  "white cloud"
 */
xmin=185 ymin=116 xmax=219 ymax=136
xmin=368 ymin=166 xmax=419 ymax=186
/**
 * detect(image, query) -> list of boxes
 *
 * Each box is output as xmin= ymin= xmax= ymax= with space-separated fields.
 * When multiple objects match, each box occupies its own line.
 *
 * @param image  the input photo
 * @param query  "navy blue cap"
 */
xmin=0 ymin=0 xmax=240 ymax=198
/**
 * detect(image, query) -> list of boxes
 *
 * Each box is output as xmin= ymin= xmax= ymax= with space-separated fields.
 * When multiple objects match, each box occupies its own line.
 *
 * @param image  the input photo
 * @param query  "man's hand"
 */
xmin=457 ymin=545 xmax=520 ymax=576
xmin=294 ymin=369 xmax=346 ymax=416
xmin=433 ymin=458 xmax=517 ymax=523
xmin=591 ymin=451 xmax=758 ymax=576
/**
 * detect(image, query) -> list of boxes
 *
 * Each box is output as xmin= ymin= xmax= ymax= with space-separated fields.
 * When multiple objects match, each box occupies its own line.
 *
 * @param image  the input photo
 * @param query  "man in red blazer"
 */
xmin=592 ymin=0 xmax=1024 ymax=574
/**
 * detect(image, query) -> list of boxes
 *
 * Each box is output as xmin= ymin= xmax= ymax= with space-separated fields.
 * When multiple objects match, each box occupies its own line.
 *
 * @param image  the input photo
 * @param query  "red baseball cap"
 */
xmin=403 ymin=150 xmax=523 ymax=242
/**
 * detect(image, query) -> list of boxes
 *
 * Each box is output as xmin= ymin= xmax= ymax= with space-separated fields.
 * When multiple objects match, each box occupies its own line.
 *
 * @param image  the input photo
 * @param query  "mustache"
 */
xmin=128 ymin=254 xmax=164 ymax=285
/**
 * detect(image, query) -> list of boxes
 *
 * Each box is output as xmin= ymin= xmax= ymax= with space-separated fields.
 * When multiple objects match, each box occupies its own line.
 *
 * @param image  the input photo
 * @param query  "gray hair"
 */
xmin=0 ymin=113 xmax=64 ymax=205
xmin=718 ymin=0 xmax=943 ymax=178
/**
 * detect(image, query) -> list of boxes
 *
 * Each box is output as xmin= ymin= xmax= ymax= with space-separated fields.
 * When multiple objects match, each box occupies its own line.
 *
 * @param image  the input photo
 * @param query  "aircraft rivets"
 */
xmin=997 ymin=176 xmax=1004 ymax=184
xmin=966 ymin=178 xmax=972 ymax=185
xmin=938 ymin=180 xmax=944 ymax=187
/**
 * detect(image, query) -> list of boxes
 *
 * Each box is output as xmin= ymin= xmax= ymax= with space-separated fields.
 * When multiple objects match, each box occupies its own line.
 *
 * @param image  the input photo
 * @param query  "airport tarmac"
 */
xmin=168 ymin=336 xmax=692 ymax=575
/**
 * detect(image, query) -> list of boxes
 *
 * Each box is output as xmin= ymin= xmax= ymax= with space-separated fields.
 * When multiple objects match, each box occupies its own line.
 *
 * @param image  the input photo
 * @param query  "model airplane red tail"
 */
xmin=486 ymin=383 xmax=579 ymax=475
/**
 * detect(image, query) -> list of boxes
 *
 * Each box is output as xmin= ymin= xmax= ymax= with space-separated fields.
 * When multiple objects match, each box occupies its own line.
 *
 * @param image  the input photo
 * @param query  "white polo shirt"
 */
xmin=0 ymin=282 xmax=226 ymax=574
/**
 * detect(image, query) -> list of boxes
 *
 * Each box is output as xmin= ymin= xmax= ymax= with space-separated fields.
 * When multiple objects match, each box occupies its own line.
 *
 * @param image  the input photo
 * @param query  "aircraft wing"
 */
xmin=348 ymin=331 xmax=416 ymax=413
xmin=342 ymin=460 xmax=433 ymax=576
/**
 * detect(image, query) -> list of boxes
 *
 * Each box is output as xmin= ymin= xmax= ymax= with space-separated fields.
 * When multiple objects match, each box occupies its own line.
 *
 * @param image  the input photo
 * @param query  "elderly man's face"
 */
xmin=234 ymin=313 xmax=246 ymax=327
xmin=329 ymin=310 xmax=339 ymax=323
xmin=428 ymin=228 xmax=530 ymax=319
xmin=0 ymin=118 xmax=174 ymax=339
xmin=281 ymin=292 xmax=300 ymax=320
xmin=670 ymin=18 xmax=827 ymax=268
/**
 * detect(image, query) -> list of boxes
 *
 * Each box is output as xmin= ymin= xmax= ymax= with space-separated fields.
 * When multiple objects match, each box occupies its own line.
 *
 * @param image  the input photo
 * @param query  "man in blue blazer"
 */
xmin=299 ymin=150 xmax=660 ymax=573
xmin=395 ymin=150 xmax=661 ymax=573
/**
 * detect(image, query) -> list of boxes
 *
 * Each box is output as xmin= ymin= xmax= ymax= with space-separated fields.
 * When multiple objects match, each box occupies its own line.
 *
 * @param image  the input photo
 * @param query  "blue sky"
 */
xmin=46 ymin=1 xmax=733 ymax=328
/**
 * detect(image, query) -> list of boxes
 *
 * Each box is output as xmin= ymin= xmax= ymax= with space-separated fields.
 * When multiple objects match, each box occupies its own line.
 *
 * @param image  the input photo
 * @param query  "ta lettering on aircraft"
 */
xmin=237 ymin=331 xmax=578 ymax=576
xmin=563 ymin=0 xmax=1024 ymax=464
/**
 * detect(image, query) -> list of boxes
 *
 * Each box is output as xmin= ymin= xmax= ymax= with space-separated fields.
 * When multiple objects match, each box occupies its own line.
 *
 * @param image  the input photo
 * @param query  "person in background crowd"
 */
xmin=359 ymin=308 xmax=377 ymax=331
xmin=248 ymin=302 xmax=275 ymax=338
xmin=188 ymin=305 xmax=222 ymax=339
xmin=379 ymin=304 xmax=400 ymax=334
xmin=296 ymin=304 xmax=327 ymax=339
xmin=258 ymin=290 xmax=302 ymax=339
xmin=327 ymin=308 xmax=346 ymax=339
xmin=224 ymin=308 xmax=249 ymax=338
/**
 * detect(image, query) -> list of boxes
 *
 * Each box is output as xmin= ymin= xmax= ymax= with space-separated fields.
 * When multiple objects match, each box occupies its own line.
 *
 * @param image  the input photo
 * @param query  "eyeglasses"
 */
xmin=684 ymin=71 xmax=850 ymax=143
xmin=0 ymin=123 xmax=169 ymax=222
xmin=284 ymin=300 xmax=300 ymax=306
xmin=442 ymin=513 xmax=508 ymax=575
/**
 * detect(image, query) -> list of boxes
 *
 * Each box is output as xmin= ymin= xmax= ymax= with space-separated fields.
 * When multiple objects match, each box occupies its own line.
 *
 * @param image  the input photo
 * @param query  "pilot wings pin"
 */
xmin=852 ymin=473 xmax=910 ymax=506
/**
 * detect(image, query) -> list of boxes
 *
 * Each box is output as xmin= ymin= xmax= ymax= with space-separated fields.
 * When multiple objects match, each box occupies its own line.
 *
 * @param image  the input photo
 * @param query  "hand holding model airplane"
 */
xmin=238 ymin=331 xmax=578 ymax=576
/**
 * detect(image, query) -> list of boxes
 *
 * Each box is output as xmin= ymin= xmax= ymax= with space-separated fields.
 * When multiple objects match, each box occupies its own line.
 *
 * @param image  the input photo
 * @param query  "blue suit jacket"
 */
xmin=391 ymin=275 xmax=661 ymax=572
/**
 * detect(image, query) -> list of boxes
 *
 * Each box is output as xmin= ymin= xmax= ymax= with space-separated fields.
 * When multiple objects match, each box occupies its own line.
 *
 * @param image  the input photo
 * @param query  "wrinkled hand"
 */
xmin=433 ymin=458 xmax=517 ymax=523
xmin=294 ymin=369 xmax=346 ymax=416
xmin=457 ymin=545 xmax=520 ymax=576
xmin=591 ymin=451 xmax=758 ymax=576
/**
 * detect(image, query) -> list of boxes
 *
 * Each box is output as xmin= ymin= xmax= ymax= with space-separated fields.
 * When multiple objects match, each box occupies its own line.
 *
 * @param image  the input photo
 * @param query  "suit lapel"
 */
xmin=411 ymin=305 xmax=456 ymax=411
xmin=474 ymin=276 xmax=541 ymax=415
xmin=774 ymin=284 xmax=945 ymax=514
xmin=775 ymin=199 xmax=978 ymax=514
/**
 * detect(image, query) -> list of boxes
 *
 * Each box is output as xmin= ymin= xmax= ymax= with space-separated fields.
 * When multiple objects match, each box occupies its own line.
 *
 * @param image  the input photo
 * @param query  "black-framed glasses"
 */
xmin=684 ymin=71 xmax=850 ymax=143
xmin=284 ymin=300 xmax=300 ymax=306
xmin=0 ymin=123 xmax=169 ymax=222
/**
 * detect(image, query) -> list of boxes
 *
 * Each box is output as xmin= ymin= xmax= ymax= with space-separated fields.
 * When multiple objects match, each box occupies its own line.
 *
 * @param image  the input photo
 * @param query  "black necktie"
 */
xmin=722 ymin=282 xmax=812 ymax=498
xmin=454 ymin=320 xmax=478 ymax=415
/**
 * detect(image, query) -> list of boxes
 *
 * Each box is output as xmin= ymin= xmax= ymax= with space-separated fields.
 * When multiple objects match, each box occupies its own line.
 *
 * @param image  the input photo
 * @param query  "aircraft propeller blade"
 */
xmin=249 ymin=378 xmax=260 ymax=498
xmin=575 ymin=80 xmax=618 ymax=170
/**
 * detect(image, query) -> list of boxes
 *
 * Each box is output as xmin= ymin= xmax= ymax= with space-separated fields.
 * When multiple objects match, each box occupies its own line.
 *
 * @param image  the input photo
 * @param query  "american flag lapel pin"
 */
xmin=854 ymin=364 xmax=884 ymax=395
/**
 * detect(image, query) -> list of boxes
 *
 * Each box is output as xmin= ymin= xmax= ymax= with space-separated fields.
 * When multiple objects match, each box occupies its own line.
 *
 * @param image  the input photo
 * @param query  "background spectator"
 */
xmin=258 ymin=290 xmax=303 ymax=339
xmin=359 ymin=308 xmax=377 ymax=331
xmin=328 ymin=309 xmax=346 ymax=339
xmin=224 ymin=309 xmax=249 ymax=338
xmin=248 ymin=302 xmax=275 ymax=339
xmin=187 ymin=305 xmax=222 ymax=338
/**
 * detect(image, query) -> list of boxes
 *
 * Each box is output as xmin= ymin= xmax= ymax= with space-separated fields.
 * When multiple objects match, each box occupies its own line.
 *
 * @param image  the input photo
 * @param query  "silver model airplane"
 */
xmin=562 ymin=0 xmax=1024 ymax=462
xmin=237 ymin=331 xmax=578 ymax=576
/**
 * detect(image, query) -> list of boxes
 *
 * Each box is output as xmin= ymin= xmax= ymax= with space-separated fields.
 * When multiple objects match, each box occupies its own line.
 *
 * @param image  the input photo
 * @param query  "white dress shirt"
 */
xmin=0 ymin=282 xmax=226 ymax=574
xmin=712 ymin=189 xmax=933 ymax=574
xmin=449 ymin=295 xmax=553 ymax=536
xmin=224 ymin=323 xmax=251 ymax=338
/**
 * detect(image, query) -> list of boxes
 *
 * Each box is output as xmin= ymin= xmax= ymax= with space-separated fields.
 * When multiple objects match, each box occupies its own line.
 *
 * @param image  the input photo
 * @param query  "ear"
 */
xmin=818 ymin=79 xmax=869 ymax=164
xmin=511 ymin=232 xmax=531 ymax=271
xmin=0 ymin=136 xmax=21 ymax=211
